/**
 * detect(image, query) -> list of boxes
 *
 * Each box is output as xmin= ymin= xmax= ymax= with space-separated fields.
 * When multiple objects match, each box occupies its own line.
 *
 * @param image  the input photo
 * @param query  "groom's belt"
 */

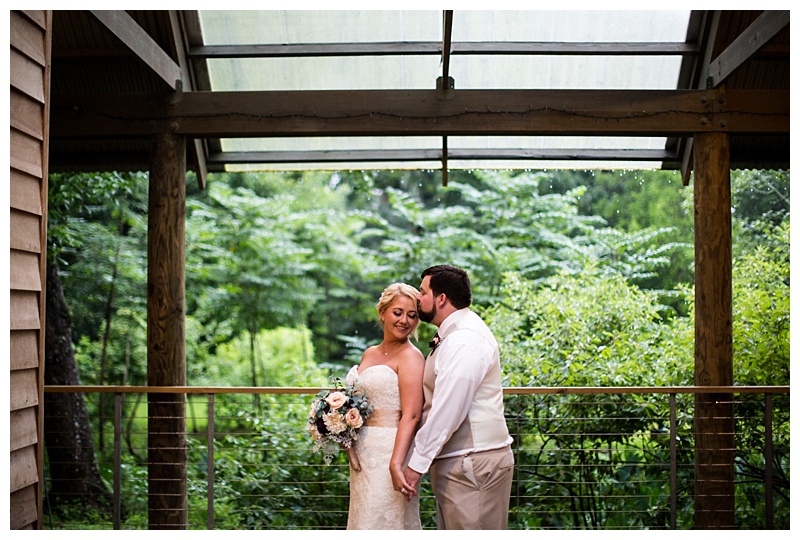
xmin=365 ymin=409 xmax=400 ymax=427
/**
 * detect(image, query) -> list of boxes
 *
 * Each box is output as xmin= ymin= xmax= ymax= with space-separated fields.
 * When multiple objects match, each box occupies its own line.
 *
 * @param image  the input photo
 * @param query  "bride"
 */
xmin=345 ymin=282 xmax=425 ymax=529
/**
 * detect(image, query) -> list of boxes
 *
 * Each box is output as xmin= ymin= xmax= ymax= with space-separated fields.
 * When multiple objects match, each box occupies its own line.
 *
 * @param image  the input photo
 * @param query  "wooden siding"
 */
xmin=9 ymin=9 xmax=51 ymax=530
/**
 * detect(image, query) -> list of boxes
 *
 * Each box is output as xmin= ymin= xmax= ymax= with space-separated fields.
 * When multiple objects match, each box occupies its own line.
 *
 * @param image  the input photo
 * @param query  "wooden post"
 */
xmin=692 ymin=131 xmax=734 ymax=529
xmin=147 ymin=132 xmax=187 ymax=529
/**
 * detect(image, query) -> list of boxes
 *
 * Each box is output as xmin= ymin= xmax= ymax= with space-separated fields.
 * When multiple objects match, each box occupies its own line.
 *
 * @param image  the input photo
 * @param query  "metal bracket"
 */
xmin=436 ymin=76 xmax=455 ymax=100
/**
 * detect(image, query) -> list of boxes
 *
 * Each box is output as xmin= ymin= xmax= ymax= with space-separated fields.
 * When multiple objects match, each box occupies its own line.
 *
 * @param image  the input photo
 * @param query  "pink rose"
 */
xmin=345 ymin=407 xmax=364 ymax=429
xmin=325 ymin=391 xmax=347 ymax=409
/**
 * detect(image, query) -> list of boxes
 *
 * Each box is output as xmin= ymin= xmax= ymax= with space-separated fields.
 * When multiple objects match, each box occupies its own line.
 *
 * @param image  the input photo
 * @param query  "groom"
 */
xmin=402 ymin=264 xmax=514 ymax=529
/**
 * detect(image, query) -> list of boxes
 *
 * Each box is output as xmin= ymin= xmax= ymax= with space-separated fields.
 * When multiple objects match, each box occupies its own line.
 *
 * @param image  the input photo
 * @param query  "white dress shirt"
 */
xmin=408 ymin=308 xmax=512 ymax=474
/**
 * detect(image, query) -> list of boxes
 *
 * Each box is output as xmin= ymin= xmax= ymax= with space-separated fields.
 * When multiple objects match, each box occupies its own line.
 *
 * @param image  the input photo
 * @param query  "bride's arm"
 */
xmin=390 ymin=349 xmax=425 ymax=495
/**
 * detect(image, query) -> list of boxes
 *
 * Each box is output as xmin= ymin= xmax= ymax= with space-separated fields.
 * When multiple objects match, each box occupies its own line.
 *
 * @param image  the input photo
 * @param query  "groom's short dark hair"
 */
xmin=422 ymin=264 xmax=471 ymax=309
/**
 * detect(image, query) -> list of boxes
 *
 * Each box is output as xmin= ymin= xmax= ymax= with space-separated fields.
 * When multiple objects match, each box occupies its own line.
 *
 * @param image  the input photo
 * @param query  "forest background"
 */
xmin=44 ymin=167 xmax=789 ymax=529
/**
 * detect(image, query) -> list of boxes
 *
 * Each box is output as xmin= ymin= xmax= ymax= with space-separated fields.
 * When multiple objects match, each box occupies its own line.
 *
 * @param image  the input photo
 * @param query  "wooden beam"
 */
xmin=50 ymin=93 xmax=168 ymax=136
xmin=452 ymin=41 xmax=699 ymax=56
xmin=89 ymin=10 xmax=181 ymax=91
xmin=190 ymin=42 xmax=442 ymax=58
xmin=169 ymin=89 xmax=787 ymax=138
xmin=51 ymin=143 xmax=783 ymax=171
xmin=49 ymin=89 xmax=788 ymax=138
xmin=187 ymin=41 xmax=697 ymax=59
xmin=167 ymin=11 xmax=207 ymax=190
xmin=442 ymin=136 xmax=448 ymax=187
xmin=692 ymin=131 xmax=734 ymax=529
xmin=679 ymin=11 xmax=722 ymax=184
xmin=680 ymin=139 xmax=694 ymax=186
xmin=441 ymin=10 xmax=453 ymax=85
xmin=708 ymin=10 xmax=789 ymax=88
xmin=179 ymin=11 xmax=212 ymax=91
xmin=147 ymin=132 xmax=187 ymax=529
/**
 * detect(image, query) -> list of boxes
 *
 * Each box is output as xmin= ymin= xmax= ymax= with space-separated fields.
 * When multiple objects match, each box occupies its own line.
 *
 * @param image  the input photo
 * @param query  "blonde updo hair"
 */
xmin=376 ymin=282 xmax=420 ymax=340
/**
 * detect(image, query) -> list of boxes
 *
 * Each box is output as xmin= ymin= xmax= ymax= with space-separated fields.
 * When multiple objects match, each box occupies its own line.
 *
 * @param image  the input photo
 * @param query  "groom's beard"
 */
xmin=418 ymin=303 xmax=436 ymax=324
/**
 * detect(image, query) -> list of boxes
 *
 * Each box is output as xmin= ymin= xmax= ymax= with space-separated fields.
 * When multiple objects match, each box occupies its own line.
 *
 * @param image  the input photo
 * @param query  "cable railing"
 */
xmin=42 ymin=385 xmax=790 ymax=530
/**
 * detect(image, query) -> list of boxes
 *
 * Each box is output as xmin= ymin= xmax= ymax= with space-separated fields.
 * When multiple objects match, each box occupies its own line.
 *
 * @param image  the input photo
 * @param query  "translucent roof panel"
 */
xmin=450 ymin=11 xmax=689 ymax=90
xmin=201 ymin=11 xmax=443 ymax=45
xmin=197 ymin=10 xmax=693 ymax=171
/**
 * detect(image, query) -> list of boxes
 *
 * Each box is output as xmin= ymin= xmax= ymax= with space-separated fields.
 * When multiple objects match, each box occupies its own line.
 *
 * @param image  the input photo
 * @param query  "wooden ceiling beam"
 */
xmin=679 ymin=10 xmax=720 ymax=185
xmin=707 ymin=10 xmax=789 ymax=88
xmin=168 ymin=10 xmax=207 ymax=190
xmin=47 ymin=143 xmax=782 ymax=173
xmin=440 ymin=10 xmax=454 ymax=186
xmin=452 ymin=41 xmax=699 ymax=56
xmin=89 ymin=10 xmax=181 ymax=91
xmin=187 ymin=41 xmax=697 ymax=59
xmin=191 ymin=42 xmax=442 ymax=58
xmin=441 ymin=10 xmax=453 ymax=84
xmin=49 ymin=89 xmax=788 ymax=138
xmin=170 ymin=89 xmax=789 ymax=138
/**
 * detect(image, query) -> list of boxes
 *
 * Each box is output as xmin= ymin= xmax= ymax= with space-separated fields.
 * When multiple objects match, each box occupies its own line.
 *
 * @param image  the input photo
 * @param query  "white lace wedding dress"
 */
xmin=345 ymin=364 xmax=421 ymax=530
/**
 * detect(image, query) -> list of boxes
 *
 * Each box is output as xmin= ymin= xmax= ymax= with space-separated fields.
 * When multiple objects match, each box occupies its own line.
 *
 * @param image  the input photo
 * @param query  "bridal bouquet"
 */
xmin=307 ymin=377 xmax=373 ymax=471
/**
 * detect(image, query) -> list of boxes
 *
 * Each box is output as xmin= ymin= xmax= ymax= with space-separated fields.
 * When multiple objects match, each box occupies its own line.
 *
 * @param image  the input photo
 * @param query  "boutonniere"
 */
xmin=429 ymin=332 xmax=441 ymax=354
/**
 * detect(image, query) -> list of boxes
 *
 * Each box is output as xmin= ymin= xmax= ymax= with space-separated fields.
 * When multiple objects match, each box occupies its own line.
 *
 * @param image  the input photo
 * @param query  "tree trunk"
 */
xmin=44 ymin=262 xmax=111 ymax=512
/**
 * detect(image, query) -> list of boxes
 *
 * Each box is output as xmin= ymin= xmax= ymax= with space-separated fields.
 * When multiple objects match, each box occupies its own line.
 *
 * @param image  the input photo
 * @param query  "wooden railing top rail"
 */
xmin=44 ymin=385 xmax=790 ymax=395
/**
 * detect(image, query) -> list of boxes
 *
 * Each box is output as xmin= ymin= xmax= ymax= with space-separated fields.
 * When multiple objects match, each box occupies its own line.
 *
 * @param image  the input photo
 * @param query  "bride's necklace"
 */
xmin=382 ymin=341 xmax=403 ymax=356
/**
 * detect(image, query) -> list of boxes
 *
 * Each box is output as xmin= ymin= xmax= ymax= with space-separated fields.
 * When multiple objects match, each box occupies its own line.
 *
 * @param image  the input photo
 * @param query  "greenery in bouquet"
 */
xmin=308 ymin=377 xmax=373 ymax=464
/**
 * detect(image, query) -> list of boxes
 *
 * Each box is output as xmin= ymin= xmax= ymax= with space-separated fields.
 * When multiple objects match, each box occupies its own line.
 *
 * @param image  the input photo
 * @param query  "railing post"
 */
xmin=114 ymin=393 xmax=122 ymax=530
xmin=669 ymin=393 xmax=677 ymax=530
xmin=207 ymin=393 xmax=215 ymax=530
xmin=512 ymin=396 xmax=520 ymax=529
xmin=764 ymin=393 xmax=773 ymax=529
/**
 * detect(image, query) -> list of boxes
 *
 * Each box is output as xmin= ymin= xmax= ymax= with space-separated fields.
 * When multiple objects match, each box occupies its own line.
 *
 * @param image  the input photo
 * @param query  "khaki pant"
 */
xmin=429 ymin=445 xmax=514 ymax=529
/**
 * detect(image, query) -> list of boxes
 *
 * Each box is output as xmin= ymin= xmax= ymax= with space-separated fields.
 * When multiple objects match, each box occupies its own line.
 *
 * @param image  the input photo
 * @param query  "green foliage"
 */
xmin=356 ymin=170 xmax=689 ymax=311
xmin=48 ymin=171 xmax=149 ymax=343
xmin=74 ymin=312 xmax=147 ymax=386
xmin=539 ymin=169 xmax=695 ymax=307
xmin=732 ymin=220 xmax=790 ymax=387
xmin=189 ymin=396 xmax=353 ymax=529
xmin=729 ymin=216 xmax=790 ymax=527
xmin=485 ymin=270 xmax=696 ymax=528
xmin=47 ymin=171 xmax=148 ymax=262
xmin=731 ymin=169 xmax=790 ymax=247
xmin=186 ymin=181 xmax=321 ymax=341
xmin=186 ymin=173 xmax=383 ymax=370
xmin=485 ymin=270 xmax=693 ymax=388
xmin=212 ymin=326 xmax=329 ymax=387
xmin=47 ymin=166 xmax=789 ymax=529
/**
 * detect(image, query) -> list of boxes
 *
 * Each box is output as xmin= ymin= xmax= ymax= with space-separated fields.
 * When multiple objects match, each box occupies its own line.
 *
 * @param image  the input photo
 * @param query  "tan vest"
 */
xmin=421 ymin=312 xmax=511 ymax=457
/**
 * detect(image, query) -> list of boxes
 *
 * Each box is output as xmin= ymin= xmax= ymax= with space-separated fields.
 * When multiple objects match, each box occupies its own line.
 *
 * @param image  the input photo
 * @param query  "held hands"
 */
xmin=391 ymin=462 xmax=418 ymax=501
xmin=400 ymin=466 xmax=422 ymax=502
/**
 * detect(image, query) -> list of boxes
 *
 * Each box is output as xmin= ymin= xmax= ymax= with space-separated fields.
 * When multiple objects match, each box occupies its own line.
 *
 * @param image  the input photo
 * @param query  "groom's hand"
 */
xmin=403 ymin=467 xmax=422 ymax=501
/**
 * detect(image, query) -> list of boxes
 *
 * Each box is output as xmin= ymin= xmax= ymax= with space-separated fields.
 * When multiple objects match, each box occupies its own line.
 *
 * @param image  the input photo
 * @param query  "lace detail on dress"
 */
xmin=345 ymin=364 xmax=421 ymax=530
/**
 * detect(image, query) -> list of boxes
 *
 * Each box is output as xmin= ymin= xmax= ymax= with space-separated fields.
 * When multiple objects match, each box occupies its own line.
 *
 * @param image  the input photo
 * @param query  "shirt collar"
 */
xmin=438 ymin=307 xmax=470 ymax=338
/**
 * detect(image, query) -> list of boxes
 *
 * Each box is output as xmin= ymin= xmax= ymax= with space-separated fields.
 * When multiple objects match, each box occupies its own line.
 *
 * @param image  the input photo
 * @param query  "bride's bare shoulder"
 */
xmin=360 ymin=344 xmax=382 ymax=363
xmin=398 ymin=344 xmax=424 ymax=365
